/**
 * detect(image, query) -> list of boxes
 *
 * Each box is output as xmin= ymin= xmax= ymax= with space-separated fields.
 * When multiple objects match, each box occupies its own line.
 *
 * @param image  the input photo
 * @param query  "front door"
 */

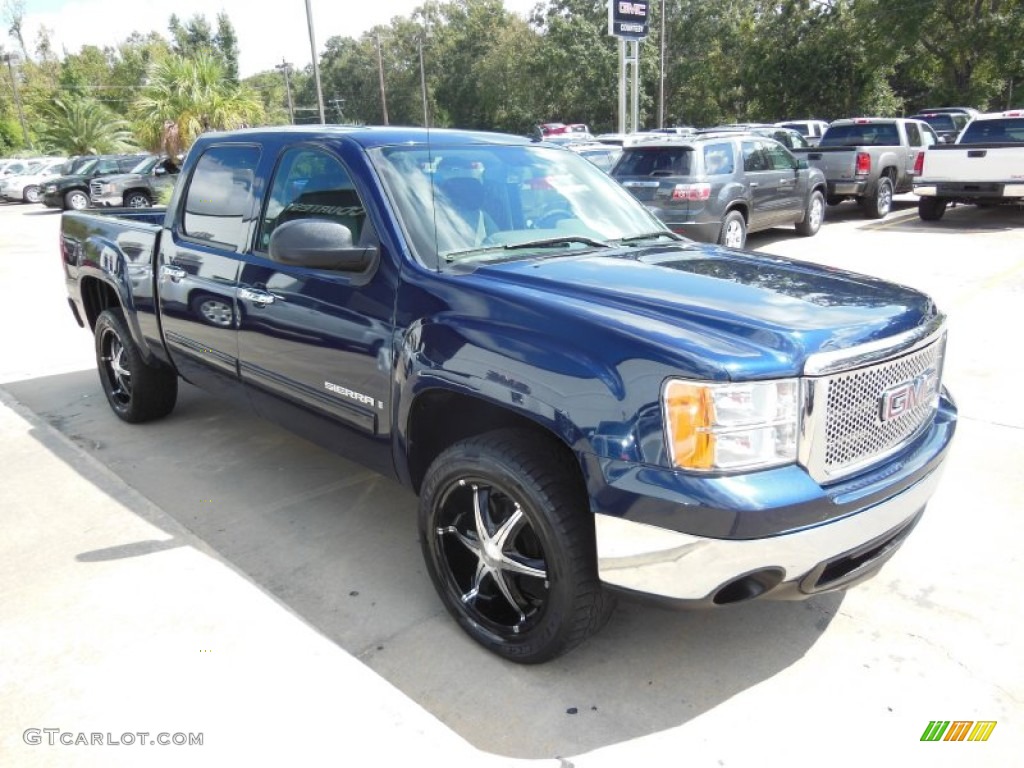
xmin=235 ymin=144 xmax=395 ymax=472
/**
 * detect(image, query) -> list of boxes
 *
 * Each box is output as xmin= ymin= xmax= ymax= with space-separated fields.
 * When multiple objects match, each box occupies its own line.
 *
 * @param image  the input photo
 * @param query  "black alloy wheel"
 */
xmin=419 ymin=429 xmax=612 ymax=663
xmin=94 ymin=309 xmax=178 ymax=423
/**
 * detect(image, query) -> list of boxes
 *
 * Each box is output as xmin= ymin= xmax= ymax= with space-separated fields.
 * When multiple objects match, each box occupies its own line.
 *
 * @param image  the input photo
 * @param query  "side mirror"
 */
xmin=937 ymin=136 xmax=949 ymax=144
xmin=796 ymin=158 xmax=809 ymax=170
xmin=268 ymin=218 xmax=377 ymax=272
xmin=154 ymin=167 xmax=167 ymax=176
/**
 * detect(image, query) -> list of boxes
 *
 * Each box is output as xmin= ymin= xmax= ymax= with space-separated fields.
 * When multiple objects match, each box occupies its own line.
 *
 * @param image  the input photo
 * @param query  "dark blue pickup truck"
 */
xmin=61 ymin=126 xmax=957 ymax=663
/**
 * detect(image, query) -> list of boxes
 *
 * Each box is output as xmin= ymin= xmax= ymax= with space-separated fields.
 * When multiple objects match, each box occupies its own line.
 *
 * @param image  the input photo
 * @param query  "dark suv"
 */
xmin=612 ymin=133 xmax=827 ymax=248
xmin=41 ymin=154 xmax=150 ymax=210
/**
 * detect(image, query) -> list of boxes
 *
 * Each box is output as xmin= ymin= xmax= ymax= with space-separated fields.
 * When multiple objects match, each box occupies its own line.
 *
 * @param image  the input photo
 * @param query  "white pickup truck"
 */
xmin=914 ymin=111 xmax=1024 ymax=220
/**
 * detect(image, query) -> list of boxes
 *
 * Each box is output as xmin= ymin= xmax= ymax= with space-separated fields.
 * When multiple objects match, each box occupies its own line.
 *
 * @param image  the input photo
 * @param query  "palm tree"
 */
xmin=36 ymin=97 xmax=138 ymax=155
xmin=133 ymin=52 xmax=264 ymax=155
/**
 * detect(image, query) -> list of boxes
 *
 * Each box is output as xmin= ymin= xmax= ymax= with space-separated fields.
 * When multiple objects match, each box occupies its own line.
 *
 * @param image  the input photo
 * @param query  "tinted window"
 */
xmin=959 ymin=118 xmax=1024 ymax=144
xmin=182 ymin=144 xmax=261 ymax=250
xmin=763 ymin=142 xmax=797 ymax=170
xmin=916 ymin=114 xmax=956 ymax=132
xmin=742 ymin=141 xmax=769 ymax=172
xmin=820 ymin=123 xmax=901 ymax=146
xmin=779 ymin=122 xmax=810 ymax=136
xmin=614 ymin=147 xmax=694 ymax=177
xmin=702 ymin=143 xmax=735 ymax=175
xmin=257 ymin=146 xmax=375 ymax=255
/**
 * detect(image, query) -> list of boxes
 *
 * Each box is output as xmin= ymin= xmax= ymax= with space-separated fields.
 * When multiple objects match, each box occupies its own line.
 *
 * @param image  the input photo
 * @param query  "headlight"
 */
xmin=44 ymin=184 xmax=56 ymax=193
xmin=662 ymin=378 xmax=798 ymax=471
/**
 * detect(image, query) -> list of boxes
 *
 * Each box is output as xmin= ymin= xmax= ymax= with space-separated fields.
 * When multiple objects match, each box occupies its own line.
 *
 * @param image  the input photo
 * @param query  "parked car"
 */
xmin=920 ymin=106 xmax=980 ymax=118
xmin=909 ymin=112 xmax=970 ymax=144
xmin=0 ymin=157 xmax=68 ymax=203
xmin=90 ymin=155 xmax=181 ymax=208
xmin=60 ymin=125 xmax=955 ymax=663
xmin=776 ymin=120 xmax=831 ymax=146
xmin=792 ymin=117 xmax=939 ymax=218
xmin=701 ymin=124 xmax=812 ymax=150
xmin=914 ymin=111 xmax=1024 ymax=220
xmin=612 ymin=132 xmax=826 ymax=248
xmin=41 ymin=154 xmax=151 ymax=210
xmin=567 ymin=141 xmax=622 ymax=172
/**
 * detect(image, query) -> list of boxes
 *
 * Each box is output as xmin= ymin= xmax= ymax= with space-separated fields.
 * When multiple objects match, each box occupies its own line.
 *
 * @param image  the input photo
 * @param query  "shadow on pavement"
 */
xmin=3 ymin=371 xmax=841 ymax=758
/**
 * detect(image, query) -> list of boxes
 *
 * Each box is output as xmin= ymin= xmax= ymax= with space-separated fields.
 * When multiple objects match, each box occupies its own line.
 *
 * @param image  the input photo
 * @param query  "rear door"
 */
xmin=157 ymin=143 xmax=260 ymax=397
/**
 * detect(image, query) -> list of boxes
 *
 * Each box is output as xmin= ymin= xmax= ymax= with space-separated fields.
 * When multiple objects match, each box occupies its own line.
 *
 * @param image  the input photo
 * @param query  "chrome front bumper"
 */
xmin=594 ymin=464 xmax=944 ymax=602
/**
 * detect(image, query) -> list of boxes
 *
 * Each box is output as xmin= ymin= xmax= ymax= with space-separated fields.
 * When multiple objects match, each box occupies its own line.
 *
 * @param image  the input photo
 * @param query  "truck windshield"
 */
xmin=370 ymin=143 xmax=668 ymax=269
xmin=819 ymin=123 xmax=900 ymax=147
xmin=130 ymin=156 xmax=161 ymax=174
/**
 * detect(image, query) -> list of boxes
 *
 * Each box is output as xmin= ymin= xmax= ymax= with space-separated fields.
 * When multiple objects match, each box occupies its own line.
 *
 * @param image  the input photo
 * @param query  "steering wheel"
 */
xmin=534 ymin=209 xmax=575 ymax=229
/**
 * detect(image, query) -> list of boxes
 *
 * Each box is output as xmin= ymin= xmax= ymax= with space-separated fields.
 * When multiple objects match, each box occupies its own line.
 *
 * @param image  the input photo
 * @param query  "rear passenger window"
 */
xmin=257 ymin=147 xmax=376 ymax=255
xmin=182 ymin=145 xmax=261 ymax=250
xmin=742 ymin=142 xmax=769 ymax=172
xmin=906 ymin=122 xmax=922 ymax=147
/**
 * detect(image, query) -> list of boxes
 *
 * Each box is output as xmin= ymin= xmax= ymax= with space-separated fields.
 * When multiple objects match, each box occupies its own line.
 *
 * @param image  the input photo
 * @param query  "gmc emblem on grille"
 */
xmin=880 ymin=369 xmax=938 ymax=422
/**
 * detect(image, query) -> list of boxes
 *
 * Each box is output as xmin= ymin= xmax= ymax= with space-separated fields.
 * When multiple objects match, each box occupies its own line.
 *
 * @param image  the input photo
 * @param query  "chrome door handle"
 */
xmin=238 ymin=288 xmax=277 ymax=307
xmin=749 ymin=182 xmax=759 ymax=188
xmin=160 ymin=265 xmax=187 ymax=283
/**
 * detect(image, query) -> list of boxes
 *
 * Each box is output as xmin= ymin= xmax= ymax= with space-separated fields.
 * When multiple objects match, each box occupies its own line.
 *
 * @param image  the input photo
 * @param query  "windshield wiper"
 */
xmin=443 ymin=236 xmax=611 ymax=262
xmin=613 ymin=230 xmax=685 ymax=244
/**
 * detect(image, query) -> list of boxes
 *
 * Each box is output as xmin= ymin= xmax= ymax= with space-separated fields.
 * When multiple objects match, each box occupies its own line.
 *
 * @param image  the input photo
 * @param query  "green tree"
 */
xmin=35 ymin=96 xmax=136 ymax=154
xmin=214 ymin=13 xmax=240 ymax=84
xmin=132 ymin=52 xmax=264 ymax=155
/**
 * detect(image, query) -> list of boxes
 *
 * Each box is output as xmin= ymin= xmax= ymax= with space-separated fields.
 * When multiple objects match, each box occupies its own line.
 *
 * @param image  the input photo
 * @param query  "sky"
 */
xmin=13 ymin=0 xmax=542 ymax=78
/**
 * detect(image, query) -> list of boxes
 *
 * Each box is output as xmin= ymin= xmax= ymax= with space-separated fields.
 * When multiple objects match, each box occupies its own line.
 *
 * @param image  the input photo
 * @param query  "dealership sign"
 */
xmin=608 ymin=1 xmax=649 ymax=39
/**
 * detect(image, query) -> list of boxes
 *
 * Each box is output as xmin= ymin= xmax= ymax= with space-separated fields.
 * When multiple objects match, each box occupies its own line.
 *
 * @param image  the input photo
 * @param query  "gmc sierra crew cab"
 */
xmin=62 ymin=126 xmax=957 ymax=663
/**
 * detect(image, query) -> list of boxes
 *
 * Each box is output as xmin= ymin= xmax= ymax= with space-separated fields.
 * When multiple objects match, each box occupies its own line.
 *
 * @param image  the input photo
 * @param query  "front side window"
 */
xmin=764 ymin=142 xmax=797 ymax=170
xmin=181 ymin=144 xmax=261 ymax=250
xmin=257 ymin=146 xmax=375 ymax=254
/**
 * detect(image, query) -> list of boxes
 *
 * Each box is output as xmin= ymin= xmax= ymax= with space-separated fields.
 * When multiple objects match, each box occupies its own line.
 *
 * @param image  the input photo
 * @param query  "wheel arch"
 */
xmin=404 ymin=387 xmax=586 ymax=499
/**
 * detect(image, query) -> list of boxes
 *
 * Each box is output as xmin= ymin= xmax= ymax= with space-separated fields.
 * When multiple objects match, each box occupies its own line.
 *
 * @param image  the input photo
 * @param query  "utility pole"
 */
xmin=304 ymin=0 xmax=326 ymax=124
xmin=275 ymin=59 xmax=295 ymax=125
xmin=376 ymin=32 xmax=389 ymax=126
xmin=658 ymin=0 xmax=666 ymax=128
xmin=2 ymin=52 xmax=32 ymax=150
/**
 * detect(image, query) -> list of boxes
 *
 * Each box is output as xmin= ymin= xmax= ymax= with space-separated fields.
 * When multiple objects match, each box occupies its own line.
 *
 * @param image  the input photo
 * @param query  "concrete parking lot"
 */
xmin=1 ymin=197 xmax=1021 ymax=767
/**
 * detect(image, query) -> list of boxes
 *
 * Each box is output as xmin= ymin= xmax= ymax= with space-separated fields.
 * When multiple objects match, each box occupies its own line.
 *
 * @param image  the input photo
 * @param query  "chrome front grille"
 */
xmin=800 ymin=321 xmax=946 ymax=484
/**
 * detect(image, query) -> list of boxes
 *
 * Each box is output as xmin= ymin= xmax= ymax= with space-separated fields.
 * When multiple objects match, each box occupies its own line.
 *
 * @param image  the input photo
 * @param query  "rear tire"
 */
xmin=95 ymin=309 xmax=178 ymax=423
xmin=718 ymin=210 xmax=747 ymax=249
xmin=795 ymin=190 xmax=825 ymax=236
xmin=860 ymin=176 xmax=893 ymax=219
xmin=918 ymin=196 xmax=948 ymax=221
xmin=418 ymin=428 xmax=614 ymax=663
xmin=23 ymin=185 xmax=41 ymax=204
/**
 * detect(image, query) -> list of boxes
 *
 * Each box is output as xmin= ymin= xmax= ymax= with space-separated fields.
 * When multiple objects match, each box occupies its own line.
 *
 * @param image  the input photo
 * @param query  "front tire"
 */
xmin=418 ymin=429 xmax=613 ymax=663
xmin=124 ymin=191 xmax=151 ymax=208
xmin=718 ymin=210 xmax=747 ymax=249
xmin=95 ymin=309 xmax=178 ymax=423
xmin=860 ymin=176 xmax=893 ymax=219
xmin=64 ymin=189 xmax=90 ymax=211
xmin=795 ymin=190 xmax=825 ymax=236
xmin=918 ymin=196 xmax=948 ymax=221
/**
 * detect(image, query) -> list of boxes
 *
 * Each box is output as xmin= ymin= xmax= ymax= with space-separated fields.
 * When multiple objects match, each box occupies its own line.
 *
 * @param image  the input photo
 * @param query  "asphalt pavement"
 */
xmin=1 ymin=199 xmax=1021 ymax=767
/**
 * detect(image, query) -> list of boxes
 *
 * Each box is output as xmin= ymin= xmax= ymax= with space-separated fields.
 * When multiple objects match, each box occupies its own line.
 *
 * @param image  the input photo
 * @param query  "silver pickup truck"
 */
xmin=792 ymin=118 xmax=939 ymax=219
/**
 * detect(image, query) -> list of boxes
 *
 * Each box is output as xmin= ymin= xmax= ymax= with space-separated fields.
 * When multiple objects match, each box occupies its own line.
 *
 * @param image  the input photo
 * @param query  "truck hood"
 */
xmin=469 ymin=242 xmax=937 ymax=379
